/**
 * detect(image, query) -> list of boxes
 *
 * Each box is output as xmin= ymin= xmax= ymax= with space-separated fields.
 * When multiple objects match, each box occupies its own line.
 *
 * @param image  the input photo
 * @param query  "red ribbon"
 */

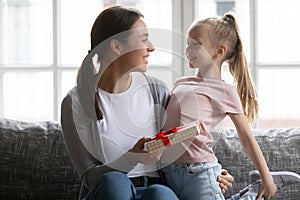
xmin=153 ymin=127 xmax=179 ymax=146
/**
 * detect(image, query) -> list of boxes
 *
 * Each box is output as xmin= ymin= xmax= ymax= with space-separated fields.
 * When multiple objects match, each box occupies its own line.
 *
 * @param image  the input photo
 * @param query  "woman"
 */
xmin=61 ymin=5 xmax=235 ymax=200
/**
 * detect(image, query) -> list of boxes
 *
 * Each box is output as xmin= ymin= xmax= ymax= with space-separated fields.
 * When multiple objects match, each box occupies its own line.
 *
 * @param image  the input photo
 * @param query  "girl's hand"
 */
xmin=124 ymin=137 xmax=164 ymax=166
xmin=217 ymin=169 xmax=234 ymax=194
xmin=256 ymin=181 xmax=277 ymax=200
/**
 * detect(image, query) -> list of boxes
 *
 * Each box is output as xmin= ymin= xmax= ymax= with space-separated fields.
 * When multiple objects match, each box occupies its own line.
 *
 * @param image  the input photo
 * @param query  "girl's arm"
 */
xmin=229 ymin=113 xmax=277 ymax=199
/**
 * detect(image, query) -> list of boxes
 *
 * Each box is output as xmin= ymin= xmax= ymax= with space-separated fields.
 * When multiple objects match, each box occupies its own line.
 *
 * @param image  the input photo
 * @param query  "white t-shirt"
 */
xmin=97 ymin=72 xmax=158 ymax=177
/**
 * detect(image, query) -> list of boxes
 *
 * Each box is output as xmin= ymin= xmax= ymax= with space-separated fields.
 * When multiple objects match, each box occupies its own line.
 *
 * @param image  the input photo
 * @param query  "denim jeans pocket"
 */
xmin=184 ymin=163 xmax=224 ymax=200
xmin=186 ymin=163 xmax=205 ymax=175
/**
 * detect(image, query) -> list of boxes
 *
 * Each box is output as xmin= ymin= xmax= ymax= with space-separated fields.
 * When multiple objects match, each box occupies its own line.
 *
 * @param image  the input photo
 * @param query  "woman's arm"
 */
xmin=61 ymin=93 xmax=163 ymax=189
xmin=218 ymin=169 xmax=234 ymax=194
xmin=229 ymin=113 xmax=277 ymax=199
xmin=61 ymin=94 xmax=135 ymax=189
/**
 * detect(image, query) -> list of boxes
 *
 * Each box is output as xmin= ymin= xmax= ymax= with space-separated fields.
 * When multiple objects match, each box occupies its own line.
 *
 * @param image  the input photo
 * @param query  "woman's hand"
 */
xmin=217 ymin=169 xmax=234 ymax=194
xmin=124 ymin=137 xmax=164 ymax=166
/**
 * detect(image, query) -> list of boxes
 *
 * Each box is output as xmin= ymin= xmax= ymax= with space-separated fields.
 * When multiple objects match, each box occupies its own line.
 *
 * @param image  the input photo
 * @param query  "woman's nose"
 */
xmin=147 ymin=41 xmax=155 ymax=52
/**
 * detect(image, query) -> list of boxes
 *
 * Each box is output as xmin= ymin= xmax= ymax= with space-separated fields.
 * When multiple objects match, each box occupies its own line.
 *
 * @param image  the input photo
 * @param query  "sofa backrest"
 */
xmin=0 ymin=118 xmax=81 ymax=200
xmin=212 ymin=127 xmax=300 ymax=199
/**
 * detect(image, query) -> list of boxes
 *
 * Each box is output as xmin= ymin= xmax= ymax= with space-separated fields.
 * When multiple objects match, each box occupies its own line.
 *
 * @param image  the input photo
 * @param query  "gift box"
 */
xmin=145 ymin=121 xmax=201 ymax=153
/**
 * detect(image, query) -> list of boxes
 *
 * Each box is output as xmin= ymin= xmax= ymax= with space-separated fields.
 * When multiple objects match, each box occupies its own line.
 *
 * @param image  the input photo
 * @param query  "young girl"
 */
xmin=161 ymin=13 xmax=277 ymax=200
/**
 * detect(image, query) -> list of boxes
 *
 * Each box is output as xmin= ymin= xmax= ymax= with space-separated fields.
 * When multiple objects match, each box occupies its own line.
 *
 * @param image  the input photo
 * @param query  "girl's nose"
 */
xmin=185 ymin=45 xmax=192 ymax=52
xmin=185 ymin=48 xmax=191 ymax=57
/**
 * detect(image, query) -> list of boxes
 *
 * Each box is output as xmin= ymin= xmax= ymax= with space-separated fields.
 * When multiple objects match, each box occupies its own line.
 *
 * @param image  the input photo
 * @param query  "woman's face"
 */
xmin=118 ymin=17 xmax=155 ymax=73
xmin=185 ymin=23 xmax=216 ymax=71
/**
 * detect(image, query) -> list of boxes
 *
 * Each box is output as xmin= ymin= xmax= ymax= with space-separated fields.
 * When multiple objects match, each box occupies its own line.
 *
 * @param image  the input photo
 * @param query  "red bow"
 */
xmin=153 ymin=127 xmax=179 ymax=146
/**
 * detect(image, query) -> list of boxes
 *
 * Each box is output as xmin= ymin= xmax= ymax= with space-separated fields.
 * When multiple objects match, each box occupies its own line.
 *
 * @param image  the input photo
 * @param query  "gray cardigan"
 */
xmin=60 ymin=74 xmax=170 ymax=198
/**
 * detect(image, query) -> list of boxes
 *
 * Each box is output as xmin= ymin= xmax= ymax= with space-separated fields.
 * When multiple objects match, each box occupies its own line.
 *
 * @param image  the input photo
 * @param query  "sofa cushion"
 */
xmin=0 ymin=118 xmax=81 ymax=200
xmin=1 ymin=117 xmax=299 ymax=199
xmin=213 ymin=127 xmax=300 ymax=200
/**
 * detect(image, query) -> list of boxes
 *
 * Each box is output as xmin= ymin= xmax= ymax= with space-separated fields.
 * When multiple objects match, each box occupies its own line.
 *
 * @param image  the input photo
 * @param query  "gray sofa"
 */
xmin=0 ymin=118 xmax=299 ymax=199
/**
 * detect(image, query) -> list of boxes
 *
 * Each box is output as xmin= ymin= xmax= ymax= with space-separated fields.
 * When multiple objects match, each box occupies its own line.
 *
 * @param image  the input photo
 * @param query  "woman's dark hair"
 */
xmin=90 ymin=6 xmax=144 ymax=51
xmin=78 ymin=6 xmax=144 ymax=120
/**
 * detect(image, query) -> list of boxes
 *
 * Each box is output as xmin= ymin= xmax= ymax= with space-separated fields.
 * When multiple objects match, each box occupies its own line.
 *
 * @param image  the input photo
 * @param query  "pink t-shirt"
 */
xmin=163 ymin=74 xmax=243 ymax=163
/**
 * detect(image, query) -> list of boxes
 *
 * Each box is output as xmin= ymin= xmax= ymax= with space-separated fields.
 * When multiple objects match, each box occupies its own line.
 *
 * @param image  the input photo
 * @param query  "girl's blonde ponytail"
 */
xmin=224 ymin=13 xmax=258 ymax=122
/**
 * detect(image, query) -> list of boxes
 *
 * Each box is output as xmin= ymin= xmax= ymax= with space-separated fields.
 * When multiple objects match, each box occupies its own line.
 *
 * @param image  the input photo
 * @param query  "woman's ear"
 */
xmin=110 ymin=39 xmax=122 ymax=55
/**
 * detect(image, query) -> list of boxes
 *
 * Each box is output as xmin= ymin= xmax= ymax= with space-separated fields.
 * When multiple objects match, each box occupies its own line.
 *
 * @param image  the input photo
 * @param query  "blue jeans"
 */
xmin=162 ymin=161 xmax=224 ymax=200
xmin=85 ymin=171 xmax=179 ymax=200
xmin=162 ymin=161 xmax=261 ymax=200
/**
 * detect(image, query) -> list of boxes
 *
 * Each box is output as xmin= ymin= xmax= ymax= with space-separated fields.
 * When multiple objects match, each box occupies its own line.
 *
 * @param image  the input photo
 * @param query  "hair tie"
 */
xmin=223 ymin=15 xmax=234 ymax=24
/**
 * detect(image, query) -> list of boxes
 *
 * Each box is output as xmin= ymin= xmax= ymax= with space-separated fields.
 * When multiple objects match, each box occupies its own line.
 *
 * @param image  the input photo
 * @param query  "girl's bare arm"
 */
xmin=229 ymin=113 xmax=277 ymax=199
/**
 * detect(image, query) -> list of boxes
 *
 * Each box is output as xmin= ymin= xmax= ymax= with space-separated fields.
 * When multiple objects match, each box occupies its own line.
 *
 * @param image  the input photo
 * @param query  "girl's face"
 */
xmin=118 ymin=17 xmax=155 ymax=73
xmin=185 ymin=23 xmax=216 ymax=71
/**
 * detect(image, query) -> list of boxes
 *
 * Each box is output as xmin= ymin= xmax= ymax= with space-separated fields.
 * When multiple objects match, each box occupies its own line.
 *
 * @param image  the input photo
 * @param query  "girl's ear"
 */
xmin=212 ymin=45 xmax=227 ymax=60
xmin=217 ymin=45 xmax=227 ymax=58
xmin=110 ymin=39 xmax=122 ymax=55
